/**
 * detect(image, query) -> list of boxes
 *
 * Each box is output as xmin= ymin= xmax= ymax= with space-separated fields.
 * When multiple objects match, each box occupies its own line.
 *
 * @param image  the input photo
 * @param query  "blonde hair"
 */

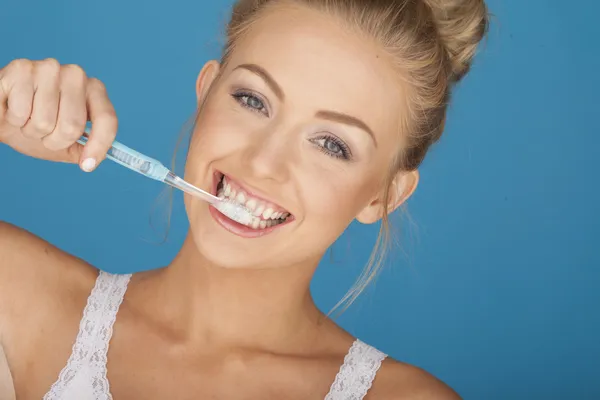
xmin=167 ymin=0 xmax=489 ymax=315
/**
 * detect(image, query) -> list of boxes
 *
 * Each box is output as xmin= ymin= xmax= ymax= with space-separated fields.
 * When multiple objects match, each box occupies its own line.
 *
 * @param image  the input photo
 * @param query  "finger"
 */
xmin=21 ymin=59 xmax=60 ymax=139
xmin=0 ymin=68 xmax=7 ymax=120
xmin=80 ymin=77 xmax=117 ymax=172
xmin=1 ymin=60 xmax=34 ymax=128
xmin=42 ymin=64 xmax=87 ymax=152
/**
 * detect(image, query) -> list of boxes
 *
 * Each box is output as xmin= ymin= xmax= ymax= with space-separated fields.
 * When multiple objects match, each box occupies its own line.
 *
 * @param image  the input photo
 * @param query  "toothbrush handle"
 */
xmin=77 ymin=130 xmax=219 ymax=204
xmin=163 ymin=172 xmax=221 ymax=204
xmin=77 ymin=134 xmax=169 ymax=181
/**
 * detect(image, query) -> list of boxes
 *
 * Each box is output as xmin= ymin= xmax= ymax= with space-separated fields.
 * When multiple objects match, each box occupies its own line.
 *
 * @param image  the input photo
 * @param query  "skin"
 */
xmin=0 ymin=4 xmax=459 ymax=400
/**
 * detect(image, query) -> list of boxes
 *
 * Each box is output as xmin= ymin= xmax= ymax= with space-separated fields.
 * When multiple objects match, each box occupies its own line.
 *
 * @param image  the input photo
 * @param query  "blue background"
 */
xmin=1 ymin=1 xmax=598 ymax=398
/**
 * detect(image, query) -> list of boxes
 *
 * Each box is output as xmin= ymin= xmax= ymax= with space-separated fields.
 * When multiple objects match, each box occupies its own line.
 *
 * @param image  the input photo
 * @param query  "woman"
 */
xmin=0 ymin=0 xmax=488 ymax=398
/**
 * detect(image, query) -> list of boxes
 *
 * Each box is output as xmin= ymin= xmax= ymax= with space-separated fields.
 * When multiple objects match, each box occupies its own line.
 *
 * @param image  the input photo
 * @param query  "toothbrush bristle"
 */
xmin=234 ymin=210 xmax=253 ymax=225
xmin=217 ymin=201 xmax=253 ymax=225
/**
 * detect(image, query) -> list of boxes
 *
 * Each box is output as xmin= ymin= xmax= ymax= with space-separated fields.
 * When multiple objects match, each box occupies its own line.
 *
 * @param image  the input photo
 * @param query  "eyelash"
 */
xmin=231 ymin=90 xmax=353 ymax=161
xmin=232 ymin=91 xmax=268 ymax=115
xmin=310 ymin=135 xmax=352 ymax=160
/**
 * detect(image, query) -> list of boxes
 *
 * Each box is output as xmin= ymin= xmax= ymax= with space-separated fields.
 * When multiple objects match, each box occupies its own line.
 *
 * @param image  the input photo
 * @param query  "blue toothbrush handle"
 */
xmin=77 ymin=134 xmax=170 ymax=181
xmin=77 ymin=131 xmax=221 ymax=205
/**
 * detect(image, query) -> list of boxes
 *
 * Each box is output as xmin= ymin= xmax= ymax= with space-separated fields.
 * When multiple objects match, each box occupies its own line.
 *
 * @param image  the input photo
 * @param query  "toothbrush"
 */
xmin=76 ymin=129 xmax=253 ymax=226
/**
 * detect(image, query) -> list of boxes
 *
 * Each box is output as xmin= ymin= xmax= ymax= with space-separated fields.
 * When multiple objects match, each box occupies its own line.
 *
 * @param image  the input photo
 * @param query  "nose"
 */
xmin=240 ymin=127 xmax=292 ymax=183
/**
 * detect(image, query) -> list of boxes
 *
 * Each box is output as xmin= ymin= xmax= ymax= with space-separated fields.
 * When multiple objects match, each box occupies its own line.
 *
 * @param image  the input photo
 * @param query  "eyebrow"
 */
xmin=234 ymin=63 xmax=285 ymax=101
xmin=234 ymin=63 xmax=377 ymax=147
xmin=315 ymin=110 xmax=378 ymax=147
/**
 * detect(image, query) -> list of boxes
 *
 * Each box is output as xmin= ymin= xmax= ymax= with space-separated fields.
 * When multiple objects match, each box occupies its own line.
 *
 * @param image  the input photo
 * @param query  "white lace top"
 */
xmin=42 ymin=271 xmax=387 ymax=400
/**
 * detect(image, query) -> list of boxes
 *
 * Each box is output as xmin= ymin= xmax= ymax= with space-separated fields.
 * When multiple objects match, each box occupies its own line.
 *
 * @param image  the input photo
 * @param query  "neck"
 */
xmin=139 ymin=232 xmax=326 ymax=352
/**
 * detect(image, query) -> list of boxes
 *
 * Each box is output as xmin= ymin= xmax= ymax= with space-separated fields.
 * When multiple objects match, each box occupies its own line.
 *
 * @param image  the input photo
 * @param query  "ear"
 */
xmin=355 ymin=170 xmax=419 ymax=224
xmin=195 ymin=60 xmax=221 ymax=106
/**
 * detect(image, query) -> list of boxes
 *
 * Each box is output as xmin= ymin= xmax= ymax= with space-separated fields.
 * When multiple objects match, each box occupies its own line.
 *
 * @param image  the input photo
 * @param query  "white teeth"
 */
xmin=218 ymin=176 xmax=290 ymax=226
xmin=246 ymin=199 xmax=257 ymax=212
xmin=263 ymin=208 xmax=273 ymax=219
xmin=236 ymin=192 xmax=246 ymax=204
xmin=254 ymin=203 xmax=265 ymax=217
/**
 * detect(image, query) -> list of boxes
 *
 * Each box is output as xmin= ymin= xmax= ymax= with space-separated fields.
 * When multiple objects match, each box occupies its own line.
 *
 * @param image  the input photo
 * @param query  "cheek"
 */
xmin=183 ymin=99 xmax=253 ymax=221
xmin=186 ymin=97 xmax=255 ymax=168
xmin=302 ymin=172 xmax=374 ymax=225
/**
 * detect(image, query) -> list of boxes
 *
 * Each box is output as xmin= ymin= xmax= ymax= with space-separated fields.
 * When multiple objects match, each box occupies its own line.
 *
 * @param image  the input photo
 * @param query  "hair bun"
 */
xmin=422 ymin=0 xmax=489 ymax=81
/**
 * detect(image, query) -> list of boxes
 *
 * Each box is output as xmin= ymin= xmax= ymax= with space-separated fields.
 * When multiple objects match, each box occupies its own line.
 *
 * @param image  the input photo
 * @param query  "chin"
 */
xmin=185 ymin=211 xmax=283 ymax=270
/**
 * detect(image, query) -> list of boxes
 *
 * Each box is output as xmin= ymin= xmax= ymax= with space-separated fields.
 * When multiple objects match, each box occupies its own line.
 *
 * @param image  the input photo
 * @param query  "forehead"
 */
xmin=224 ymin=4 xmax=406 ymax=144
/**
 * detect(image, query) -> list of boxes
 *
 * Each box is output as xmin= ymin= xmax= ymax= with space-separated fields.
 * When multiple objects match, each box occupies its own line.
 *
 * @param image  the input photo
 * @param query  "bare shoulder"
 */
xmin=0 ymin=221 xmax=98 ymax=335
xmin=0 ymin=221 xmax=97 ymax=287
xmin=369 ymin=357 xmax=461 ymax=400
xmin=317 ymin=323 xmax=460 ymax=399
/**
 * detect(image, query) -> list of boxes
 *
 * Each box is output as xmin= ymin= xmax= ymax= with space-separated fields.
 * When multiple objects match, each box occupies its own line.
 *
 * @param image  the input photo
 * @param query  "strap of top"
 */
xmin=43 ymin=270 xmax=131 ymax=400
xmin=324 ymin=339 xmax=387 ymax=400
xmin=88 ymin=271 xmax=131 ymax=397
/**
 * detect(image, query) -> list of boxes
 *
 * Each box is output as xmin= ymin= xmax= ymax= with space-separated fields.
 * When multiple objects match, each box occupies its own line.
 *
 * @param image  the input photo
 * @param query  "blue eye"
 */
xmin=311 ymin=135 xmax=352 ymax=160
xmin=232 ymin=91 xmax=268 ymax=115
xmin=325 ymin=138 xmax=341 ymax=153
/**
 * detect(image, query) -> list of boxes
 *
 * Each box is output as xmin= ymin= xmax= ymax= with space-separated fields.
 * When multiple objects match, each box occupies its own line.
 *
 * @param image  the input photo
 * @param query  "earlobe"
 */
xmin=195 ymin=60 xmax=221 ymax=106
xmin=355 ymin=170 xmax=419 ymax=224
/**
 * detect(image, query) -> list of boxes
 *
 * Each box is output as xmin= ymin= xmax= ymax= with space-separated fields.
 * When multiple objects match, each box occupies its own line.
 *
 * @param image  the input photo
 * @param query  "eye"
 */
xmin=232 ymin=91 xmax=268 ymax=116
xmin=311 ymin=135 xmax=352 ymax=161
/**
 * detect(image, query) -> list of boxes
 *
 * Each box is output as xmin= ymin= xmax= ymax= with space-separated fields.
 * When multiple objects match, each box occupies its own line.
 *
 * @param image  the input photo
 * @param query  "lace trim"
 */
xmin=43 ymin=271 xmax=131 ymax=400
xmin=324 ymin=339 xmax=387 ymax=400
xmin=90 ymin=272 xmax=131 ymax=400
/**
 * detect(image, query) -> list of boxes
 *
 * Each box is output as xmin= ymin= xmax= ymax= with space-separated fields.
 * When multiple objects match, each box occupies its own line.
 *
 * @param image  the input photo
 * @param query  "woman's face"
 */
xmin=183 ymin=4 xmax=416 ymax=269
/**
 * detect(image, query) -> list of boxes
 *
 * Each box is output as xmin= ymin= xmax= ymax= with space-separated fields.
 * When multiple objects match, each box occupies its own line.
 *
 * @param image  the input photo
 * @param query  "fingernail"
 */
xmin=81 ymin=158 xmax=97 ymax=172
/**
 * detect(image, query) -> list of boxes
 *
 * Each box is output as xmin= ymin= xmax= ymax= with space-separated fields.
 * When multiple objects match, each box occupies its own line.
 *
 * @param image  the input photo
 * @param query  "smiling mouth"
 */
xmin=214 ymin=172 xmax=293 ymax=230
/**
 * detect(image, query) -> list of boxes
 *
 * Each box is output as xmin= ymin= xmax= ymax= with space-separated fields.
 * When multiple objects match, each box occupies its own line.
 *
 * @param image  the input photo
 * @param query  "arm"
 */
xmin=373 ymin=359 xmax=462 ymax=400
xmin=0 ymin=342 xmax=16 ymax=400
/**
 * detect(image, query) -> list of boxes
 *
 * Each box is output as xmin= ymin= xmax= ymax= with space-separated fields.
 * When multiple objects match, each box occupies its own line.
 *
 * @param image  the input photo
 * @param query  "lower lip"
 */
xmin=207 ymin=171 xmax=293 ymax=238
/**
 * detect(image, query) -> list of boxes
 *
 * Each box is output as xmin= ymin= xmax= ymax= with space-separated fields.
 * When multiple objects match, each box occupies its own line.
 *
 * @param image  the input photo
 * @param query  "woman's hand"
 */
xmin=0 ymin=58 xmax=118 ymax=172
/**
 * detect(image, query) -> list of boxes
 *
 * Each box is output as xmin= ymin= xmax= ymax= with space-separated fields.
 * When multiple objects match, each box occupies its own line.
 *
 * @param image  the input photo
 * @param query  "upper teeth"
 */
xmin=218 ymin=176 xmax=290 ymax=221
